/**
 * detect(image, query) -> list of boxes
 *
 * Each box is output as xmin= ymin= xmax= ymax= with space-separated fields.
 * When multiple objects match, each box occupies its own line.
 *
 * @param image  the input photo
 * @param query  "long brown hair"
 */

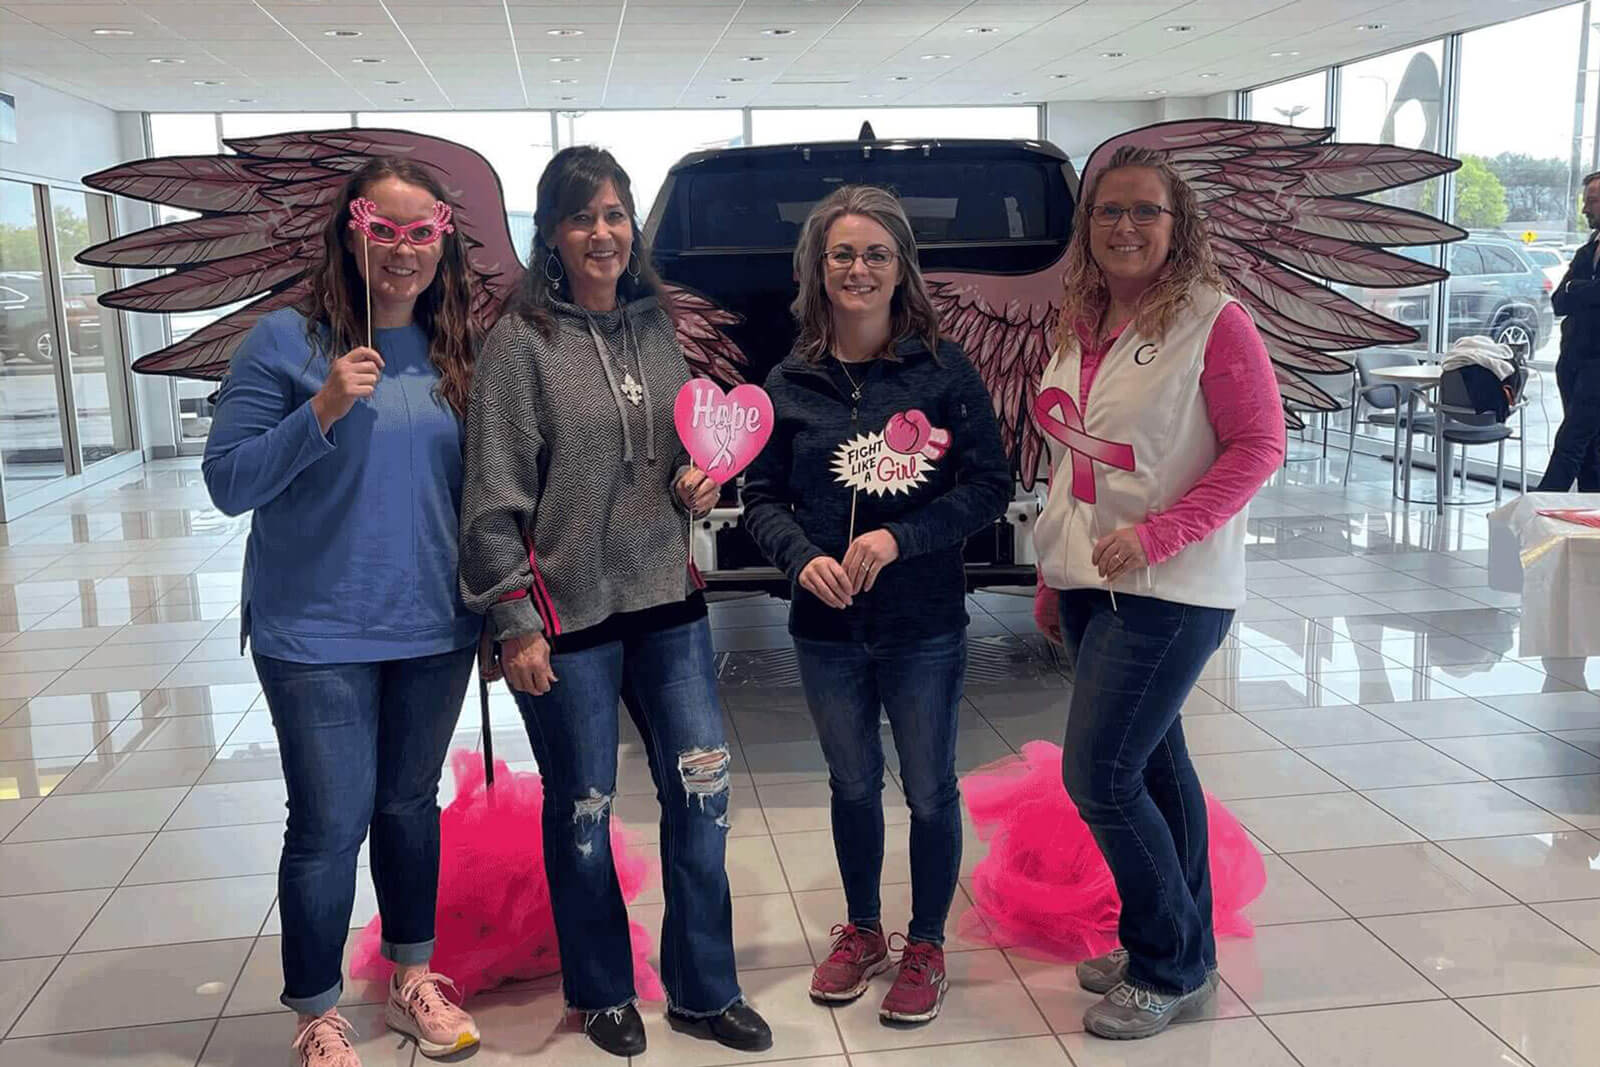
xmin=789 ymin=184 xmax=940 ymax=363
xmin=514 ymin=145 xmax=665 ymax=338
xmin=300 ymin=157 xmax=478 ymax=417
xmin=1056 ymin=146 xmax=1226 ymax=352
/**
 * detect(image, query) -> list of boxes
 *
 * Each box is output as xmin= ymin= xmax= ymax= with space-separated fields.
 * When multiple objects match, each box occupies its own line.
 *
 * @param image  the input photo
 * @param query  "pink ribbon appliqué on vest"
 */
xmin=1033 ymin=387 xmax=1136 ymax=504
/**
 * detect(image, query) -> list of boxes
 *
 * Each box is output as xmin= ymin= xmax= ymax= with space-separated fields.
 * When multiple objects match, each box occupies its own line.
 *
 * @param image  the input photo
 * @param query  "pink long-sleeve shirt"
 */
xmin=1074 ymin=302 xmax=1286 ymax=564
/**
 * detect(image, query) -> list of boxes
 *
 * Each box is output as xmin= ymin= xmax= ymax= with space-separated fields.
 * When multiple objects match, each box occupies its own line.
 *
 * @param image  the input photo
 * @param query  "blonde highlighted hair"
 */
xmin=1057 ymin=146 xmax=1226 ymax=351
xmin=790 ymin=184 xmax=940 ymax=363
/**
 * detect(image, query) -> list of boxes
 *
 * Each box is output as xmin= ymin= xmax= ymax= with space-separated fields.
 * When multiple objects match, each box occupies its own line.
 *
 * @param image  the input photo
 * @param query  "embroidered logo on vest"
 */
xmin=1033 ymin=387 xmax=1137 ymax=504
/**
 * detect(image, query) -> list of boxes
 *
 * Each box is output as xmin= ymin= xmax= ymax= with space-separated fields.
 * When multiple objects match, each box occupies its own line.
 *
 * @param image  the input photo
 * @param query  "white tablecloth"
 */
xmin=1488 ymin=492 xmax=1600 ymax=657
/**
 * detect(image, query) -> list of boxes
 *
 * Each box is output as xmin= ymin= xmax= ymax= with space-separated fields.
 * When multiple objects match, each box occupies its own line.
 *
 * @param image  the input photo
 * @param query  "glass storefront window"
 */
xmin=1244 ymin=71 xmax=1328 ymax=128
xmin=556 ymin=109 xmax=743 ymax=223
xmin=0 ymin=179 xmax=69 ymax=498
xmin=51 ymin=191 xmax=135 ymax=467
xmin=752 ymin=106 xmax=1038 ymax=146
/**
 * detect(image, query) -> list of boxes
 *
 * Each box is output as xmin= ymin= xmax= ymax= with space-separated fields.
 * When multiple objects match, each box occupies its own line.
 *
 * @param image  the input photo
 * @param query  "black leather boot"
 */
xmin=666 ymin=1000 xmax=773 ymax=1052
xmin=583 ymin=1003 xmax=646 ymax=1057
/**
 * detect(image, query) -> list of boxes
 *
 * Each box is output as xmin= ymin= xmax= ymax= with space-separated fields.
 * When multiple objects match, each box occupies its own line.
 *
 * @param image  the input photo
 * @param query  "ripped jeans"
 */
xmin=513 ymin=616 xmax=741 ymax=1016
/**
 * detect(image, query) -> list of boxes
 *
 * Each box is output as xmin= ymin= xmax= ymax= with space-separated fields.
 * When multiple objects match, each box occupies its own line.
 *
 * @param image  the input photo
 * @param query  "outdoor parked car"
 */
xmin=0 ymin=270 xmax=103 ymax=365
xmin=1523 ymin=245 xmax=1568 ymax=291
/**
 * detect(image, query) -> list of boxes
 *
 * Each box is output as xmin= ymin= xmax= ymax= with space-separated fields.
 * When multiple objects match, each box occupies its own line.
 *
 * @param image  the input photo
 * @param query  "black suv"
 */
xmin=646 ymin=135 xmax=1078 ymax=592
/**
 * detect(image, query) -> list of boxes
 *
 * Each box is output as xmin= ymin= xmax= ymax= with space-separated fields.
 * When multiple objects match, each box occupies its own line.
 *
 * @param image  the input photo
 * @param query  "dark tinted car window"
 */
xmin=1480 ymin=245 xmax=1526 ymax=275
xmin=684 ymin=161 xmax=1057 ymax=250
xmin=1450 ymin=245 xmax=1484 ymax=276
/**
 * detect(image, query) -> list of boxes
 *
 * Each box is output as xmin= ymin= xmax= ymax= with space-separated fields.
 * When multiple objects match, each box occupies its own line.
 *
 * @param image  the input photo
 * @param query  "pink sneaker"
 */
xmin=385 ymin=971 xmax=480 ymax=1059
xmin=292 ymin=1009 xmax=360 ymax=1067
xmin=810 ymin=923 xmax=892 ymax=1002
xmin=879 ymin=936 xmax=948 ymax=1024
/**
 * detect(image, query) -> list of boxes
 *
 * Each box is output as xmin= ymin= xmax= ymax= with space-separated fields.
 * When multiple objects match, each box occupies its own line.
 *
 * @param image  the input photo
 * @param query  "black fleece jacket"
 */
xmin=741 ymin=337 xmax=1012 ymax=642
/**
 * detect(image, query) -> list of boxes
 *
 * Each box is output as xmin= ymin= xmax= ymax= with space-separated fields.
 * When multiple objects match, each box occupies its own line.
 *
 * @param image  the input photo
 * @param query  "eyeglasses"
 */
xmin=823 ymin=246 xmax=897 ymax=270
xmin=1088 ymin=203 xmax=1173 ymax=227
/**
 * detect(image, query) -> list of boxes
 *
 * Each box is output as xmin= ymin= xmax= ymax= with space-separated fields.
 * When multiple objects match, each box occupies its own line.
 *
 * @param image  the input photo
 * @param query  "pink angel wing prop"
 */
xmin=1083 ymin=120 xmax=1465 ymax=428
xmin=926 ymin=259 xmax=1064 ymax=491
xmin=661 ymin=282 xmax=749 ymax=385
xmin=77 ymin=128 xmax=526 ymax=381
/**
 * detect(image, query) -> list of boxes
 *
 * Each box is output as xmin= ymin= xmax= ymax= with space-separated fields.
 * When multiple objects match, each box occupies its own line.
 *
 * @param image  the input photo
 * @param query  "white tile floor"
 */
xmin=2 ymin=455 xmax=1599 ymax=1066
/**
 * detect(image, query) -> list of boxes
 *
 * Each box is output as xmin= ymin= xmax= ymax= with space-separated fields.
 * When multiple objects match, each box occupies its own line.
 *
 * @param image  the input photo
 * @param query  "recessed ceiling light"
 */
xmin=551 ymin=77 xmax=577 ymax=84
xmin=740 ymin=55 xmax=766 ymax=62
xmin=547 ymin=28 xmax=583 ymax=37
xmin=1100 ymin=51 xmax=1125 ymax=59
xmin=1356 ymin=22 xmax=1386 ymax=30
xmin=1198 ymin=72 xmax=1219 ymax=78
xmin=192 ymin=79 xmax=223 ymax=86
xmin=1166 ymin=24 xmax=1193 ymax=32
xmin=147 ymin=57 xmax=184 ymax=64
xmin=920 ymin=53 xmax=951 ymax=60
xmin=1146 ymin=89 xmax=1167 ymax=95
xmin=230 ymin=97 xmax=256 ymax=103
xmin=560 ymin=95 xmax=575 ymax=101
xmin=378 ymin=79 xmax=402 ymax=85
xmin=713 ymin=93 xmax=728 ymax=99
xmin=859 ymin=93 xmax=882 ymax=99
xmin=399 ymin=96 xmax=416 ymax=102
xmin=1269 ymin=50 xmax=1301 ymax=57
xmin=548 ymin=56 xmax=580 ymax=62
xmin=323 ymin=29 xmax=361 ymax=38
xmin=726 ymin=76 xmax=746 ymax=83
xmin=352 ymin=57 xmax=384 ymax=64
xmin=1051 ymin=73 xmax=1071 ymax=79
xmin=966 ymin=26 xmax=998 ymax=34
xmin=92 ymin=27 xmax=134 ymax=36
xmin=761 ymin=28 xmax=794 ymax=36
xmin=1005 ymin=91 xmax=1024 ymax=97
xmin=889 ymin=74 xmax=912 ymax=81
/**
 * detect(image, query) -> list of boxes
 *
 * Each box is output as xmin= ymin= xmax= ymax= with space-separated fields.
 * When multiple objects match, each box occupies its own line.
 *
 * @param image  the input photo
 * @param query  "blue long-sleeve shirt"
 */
xmin=203 ymin=308 xmax=481 ymax=663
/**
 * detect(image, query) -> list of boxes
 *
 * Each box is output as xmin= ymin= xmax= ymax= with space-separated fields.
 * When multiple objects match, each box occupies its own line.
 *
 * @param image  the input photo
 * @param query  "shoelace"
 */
xmin=1107 ymin=982 xmax=1172 ymax=1014
xmin=396 ymin=972 xmax=467 ymax=1023
xmin=583 ymin=1005 xmax=629 ymax=1032
xmin=888 ymin=934 xmax=938 ymax=981
xmin=825 ymin=923 xmax=879 ymax=964
xmin=292 ymin=1010 xmax=357 ymax=1058
xmin=1100 ymin=947 xmax=1129 ymax=969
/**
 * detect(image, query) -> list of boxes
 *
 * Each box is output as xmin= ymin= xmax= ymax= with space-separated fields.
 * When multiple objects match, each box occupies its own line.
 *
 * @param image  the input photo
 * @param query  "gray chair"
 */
xmin=1347 ymin=350 xmax=1438 ymax=494
xmin=1431 ymin=365 xmax=1528 ymax=504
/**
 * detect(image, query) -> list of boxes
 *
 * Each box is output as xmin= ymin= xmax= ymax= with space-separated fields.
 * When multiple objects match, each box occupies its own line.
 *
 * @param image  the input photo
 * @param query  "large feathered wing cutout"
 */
xmin=1084 ymin=120 xmax=1465 ymax=427
xmin=78 ymin=128 xmax=526 ymax=381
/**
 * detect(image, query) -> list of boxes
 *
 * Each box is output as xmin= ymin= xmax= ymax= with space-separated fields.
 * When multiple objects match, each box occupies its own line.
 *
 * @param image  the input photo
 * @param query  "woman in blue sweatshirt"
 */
xmin=742 ymin=185 xmax=1012 ymax=1025
xmin=203 ymin=158 xmax=484 ymax=1067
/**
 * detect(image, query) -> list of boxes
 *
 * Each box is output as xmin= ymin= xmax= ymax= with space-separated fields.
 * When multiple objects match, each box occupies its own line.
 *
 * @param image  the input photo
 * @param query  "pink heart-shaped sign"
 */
xmin=673 ymin=379 xmax=775 ymax=485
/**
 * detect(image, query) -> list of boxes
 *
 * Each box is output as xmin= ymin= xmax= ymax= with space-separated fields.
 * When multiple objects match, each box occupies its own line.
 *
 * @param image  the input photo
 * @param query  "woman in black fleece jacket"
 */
xmin=742 ymin=185 xmax=1011 ymax=1025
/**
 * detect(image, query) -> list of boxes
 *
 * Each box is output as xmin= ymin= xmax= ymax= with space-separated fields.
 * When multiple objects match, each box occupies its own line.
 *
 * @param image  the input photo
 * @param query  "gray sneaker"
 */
xmin=1075 ymin=948 xmax=1129 ymax=994
xmin=1082 ymin=973 xmax=1219 ymax=1041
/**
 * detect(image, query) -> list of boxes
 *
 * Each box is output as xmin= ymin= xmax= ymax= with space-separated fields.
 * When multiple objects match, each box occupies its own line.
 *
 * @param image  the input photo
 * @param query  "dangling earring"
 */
xmin=544 ymin=250 xmax=565 ymax=285
xmin=627 ymin=248 xmax=642 ymax=282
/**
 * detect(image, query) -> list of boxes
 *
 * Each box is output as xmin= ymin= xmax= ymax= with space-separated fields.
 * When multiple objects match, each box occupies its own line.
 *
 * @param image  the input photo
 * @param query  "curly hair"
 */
xmin=1056 ymin=146 xmax=1226 ymax=351
xmin=514 ymin=145 xmax=665 ymax=339
xmin=300 ymin=157 xmax=478 ymax=418
xmin=790 ymin=184 xmax=940 ymax=363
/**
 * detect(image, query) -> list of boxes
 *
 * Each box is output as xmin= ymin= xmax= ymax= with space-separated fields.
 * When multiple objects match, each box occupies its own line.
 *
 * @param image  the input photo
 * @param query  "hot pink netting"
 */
xmin=350 ymin=750 xmax=664 ymax=1001
xmin=960 ymin=740 xmax=1266 ymax=960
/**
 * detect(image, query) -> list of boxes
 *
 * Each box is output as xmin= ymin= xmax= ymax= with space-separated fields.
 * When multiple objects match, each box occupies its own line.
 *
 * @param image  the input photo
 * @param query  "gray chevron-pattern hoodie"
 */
xmin=459 ymin=295 xmax=698 ymax=642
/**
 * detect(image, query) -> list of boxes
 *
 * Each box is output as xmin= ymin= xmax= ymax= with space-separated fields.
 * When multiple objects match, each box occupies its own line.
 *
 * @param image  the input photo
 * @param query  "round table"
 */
xmin=1364 ymin=363 xmax=1475 ymax=512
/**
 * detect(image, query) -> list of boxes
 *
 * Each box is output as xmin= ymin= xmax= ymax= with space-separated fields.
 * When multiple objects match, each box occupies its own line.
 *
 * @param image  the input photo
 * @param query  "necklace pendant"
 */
xmin=621 ymin=373 xmax=643 ymax=406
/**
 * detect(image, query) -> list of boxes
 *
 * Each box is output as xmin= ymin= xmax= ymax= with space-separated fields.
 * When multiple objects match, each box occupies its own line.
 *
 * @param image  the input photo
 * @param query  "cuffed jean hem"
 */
xmin=1125 ymin=972 xmax=1212 ymax=998
xmin=666 ymin=991 xmax=744 ymax=1020
xmin=282 ymin=980 xmax=343 ymax=1017
xmin=907 ymin=930 xmax=946 ymax=947
xmin=569 ymin=994 xmax=638 ymax=1016
xmin=381 ymin=937 xmax=436 ymax=966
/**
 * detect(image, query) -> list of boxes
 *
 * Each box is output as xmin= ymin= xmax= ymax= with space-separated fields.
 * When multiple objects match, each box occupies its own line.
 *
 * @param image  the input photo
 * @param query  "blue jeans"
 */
xmin=513 ymin=617 xmax=740 ymax=1016
xmin=792 ymin=629 xmax=966 ymax=946
xmin=1056 ymin=590 xmax=1233 ymax=997
xmin=253 ymin=644 xmax=476 ymax=1015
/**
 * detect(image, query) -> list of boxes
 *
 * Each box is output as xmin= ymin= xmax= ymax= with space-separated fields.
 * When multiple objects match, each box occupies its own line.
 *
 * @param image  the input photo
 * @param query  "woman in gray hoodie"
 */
xmin=458 ymin=147 xmax=769 ymax=1059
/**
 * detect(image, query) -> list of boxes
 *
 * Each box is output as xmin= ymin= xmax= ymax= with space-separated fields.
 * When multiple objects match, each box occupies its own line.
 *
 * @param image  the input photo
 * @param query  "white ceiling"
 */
xmin=0 ymin=0 xmax=1574 ymax=113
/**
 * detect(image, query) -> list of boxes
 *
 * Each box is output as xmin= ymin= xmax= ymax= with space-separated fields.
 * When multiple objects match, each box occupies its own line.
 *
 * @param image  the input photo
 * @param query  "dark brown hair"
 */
xmin=1056 ymin=146 xmax=1226 ymax=349
xmin=789 ymin=184 xmax=940 ymax=363
xmin=514 ymin=145 xmax=664 ymax=338
xmin=300 ymin=157 xmax=478 ymax=417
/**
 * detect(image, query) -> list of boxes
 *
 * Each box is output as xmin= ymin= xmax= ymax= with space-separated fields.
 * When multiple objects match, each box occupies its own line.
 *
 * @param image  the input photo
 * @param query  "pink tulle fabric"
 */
xmin=961 ymin=740 xmax=1266 ymax=960
xmin=350 ymin=750 xmax=665 ymax=1001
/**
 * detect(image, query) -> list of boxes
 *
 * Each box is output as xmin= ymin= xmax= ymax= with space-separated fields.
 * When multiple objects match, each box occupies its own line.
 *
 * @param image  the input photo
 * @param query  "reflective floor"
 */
xmin=0 ymin=456 xmax=1596 ymax=1066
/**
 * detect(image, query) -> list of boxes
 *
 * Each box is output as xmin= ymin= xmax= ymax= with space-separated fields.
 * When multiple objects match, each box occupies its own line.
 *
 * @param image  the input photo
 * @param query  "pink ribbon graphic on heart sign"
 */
xmin=1033 ymin=387 xmax=1136 ymax=504
xmin=673 ymin=379 xmax=774 ymax=485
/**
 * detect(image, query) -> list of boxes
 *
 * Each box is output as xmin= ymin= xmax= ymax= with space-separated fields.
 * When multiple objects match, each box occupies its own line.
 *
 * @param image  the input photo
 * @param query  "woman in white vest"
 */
xmin=1032 ymin=146 xmax=1285 ymax=1040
